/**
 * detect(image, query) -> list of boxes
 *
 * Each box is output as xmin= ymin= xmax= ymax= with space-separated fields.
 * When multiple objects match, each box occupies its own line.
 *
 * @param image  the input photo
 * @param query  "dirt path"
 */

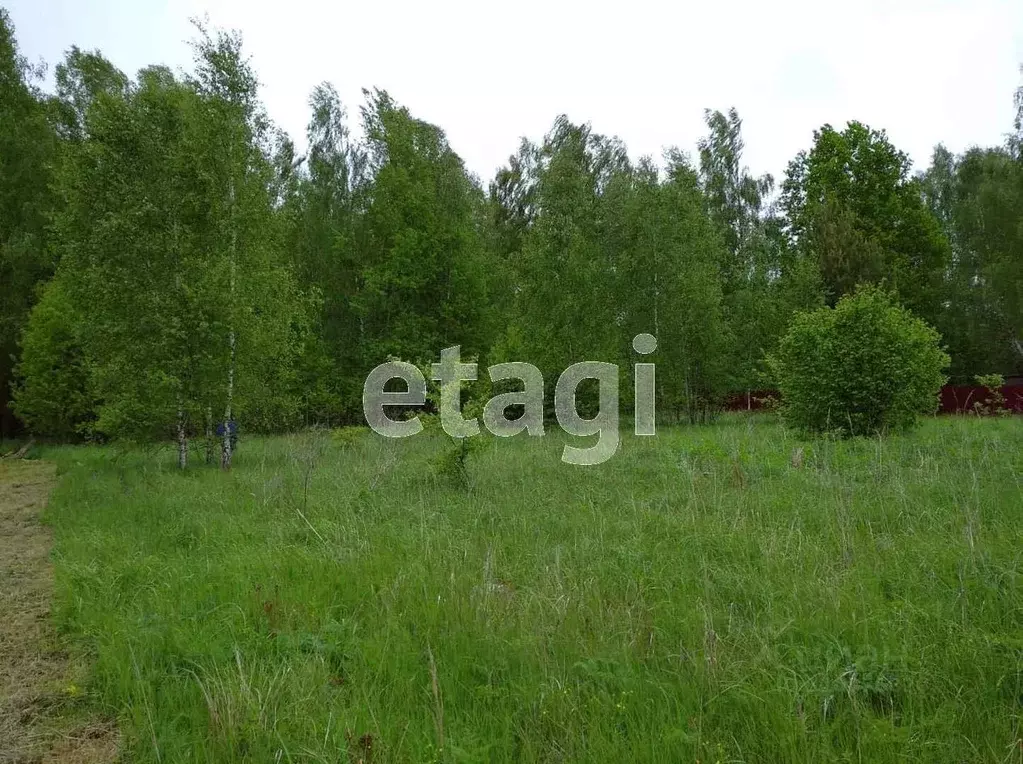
xmin=0 ymin=459 xmax=118 ymax=763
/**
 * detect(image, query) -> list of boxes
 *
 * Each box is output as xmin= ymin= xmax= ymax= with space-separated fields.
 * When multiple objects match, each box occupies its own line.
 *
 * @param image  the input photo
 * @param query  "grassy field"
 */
xmin=31 ymin=415 xmax=1023 ymax=762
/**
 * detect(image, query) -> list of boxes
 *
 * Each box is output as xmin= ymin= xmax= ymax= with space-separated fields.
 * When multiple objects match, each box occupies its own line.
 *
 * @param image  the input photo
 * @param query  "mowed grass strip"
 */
xmin=38 ymin=416 xmax=1023 ymax=763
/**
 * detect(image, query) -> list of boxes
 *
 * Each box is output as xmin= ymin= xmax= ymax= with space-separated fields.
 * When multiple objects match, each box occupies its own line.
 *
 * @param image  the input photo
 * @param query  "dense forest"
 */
xmin=2 ymin=9 xmax=1021 ymax=460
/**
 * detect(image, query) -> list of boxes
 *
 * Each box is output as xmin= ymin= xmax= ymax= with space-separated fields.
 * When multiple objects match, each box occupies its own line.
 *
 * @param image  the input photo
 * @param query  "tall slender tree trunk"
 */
xmin=205 ymin=404 xmax=213 ymax=465
xmin=653 ymin=215 xmax=660 ymax=341
xmin=653 ymin=271 xmax=659 ymax=340
xmin=174 ymin=221 xmax=191 ymax=471
xmin=222 ymin=169 xmax=237 ymax=471
xmin=222 ymin=325 xmax=235 ymax=470
xmin=0 ymin=365 xmax=13 ymax=440
xmin=177 ymin=402 xmax=188 ymax=470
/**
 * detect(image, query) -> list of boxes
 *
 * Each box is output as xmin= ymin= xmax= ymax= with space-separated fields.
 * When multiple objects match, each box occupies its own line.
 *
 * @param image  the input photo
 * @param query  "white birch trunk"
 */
xmin=222 ymin=326 xmax=235 ymax=470
xmin=173 ymin=223 xmax=188 ymax=471
xmin=222 ymin=166 xmax=237 ymax=470
xmin=205 ymin=404 xmax=213 ymax=465
xmin=653 ymin=270 xmax=659 ymax=339
xmin=177 ymin=403 xmax=187 ymax=470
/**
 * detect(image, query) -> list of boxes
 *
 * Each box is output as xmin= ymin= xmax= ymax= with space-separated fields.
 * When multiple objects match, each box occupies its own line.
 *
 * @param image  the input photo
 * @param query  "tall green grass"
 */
xmin=40 ymin=415 xmax=1023 ymax=762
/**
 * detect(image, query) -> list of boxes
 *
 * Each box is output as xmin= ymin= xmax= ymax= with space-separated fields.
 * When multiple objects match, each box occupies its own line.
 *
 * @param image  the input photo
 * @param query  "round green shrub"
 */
xmin=769 ymin=286 xmax=949 ymax=437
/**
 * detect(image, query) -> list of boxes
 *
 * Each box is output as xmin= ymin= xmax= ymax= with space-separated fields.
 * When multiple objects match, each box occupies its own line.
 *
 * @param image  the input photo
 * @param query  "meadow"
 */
xmin=32 ymin=415 xmax=1023 ymax=762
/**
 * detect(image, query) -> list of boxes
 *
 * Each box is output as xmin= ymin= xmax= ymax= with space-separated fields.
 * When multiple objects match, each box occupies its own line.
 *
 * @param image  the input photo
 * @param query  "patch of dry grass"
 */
xmin=0 ymin=459 xmax=118 ymax=764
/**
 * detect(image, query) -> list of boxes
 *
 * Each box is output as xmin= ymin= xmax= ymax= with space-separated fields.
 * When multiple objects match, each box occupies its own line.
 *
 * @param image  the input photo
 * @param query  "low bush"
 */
xmin=769 ymin=286 xmax=949 ymax=436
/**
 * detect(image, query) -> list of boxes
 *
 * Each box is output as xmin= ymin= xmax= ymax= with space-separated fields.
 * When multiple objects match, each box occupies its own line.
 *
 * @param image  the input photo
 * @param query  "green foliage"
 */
xmin=433 ymin=434 xmax=490 ymax=490
xmin=770 ymin=286 xmax=949 ymax=437
xmin=1 ymin=5 xmax=1020 ymax=446
xmin=329 ymin=425 xmax=367 ymax=450
xmin=279 ymin=83 xmax=366 ymax=425
xmin=511 ymin=118 xmax=628 ymax=386
xmin=35 ymin=26 xmax=306 ymax=448
xmin=355 ymin=89 xmax=493 ymax=367
xmin=493 ymin=118 xmax=734 ymax=423
xmin=641 ymin=153 xmax=733 ymax=423
xmin=921 ymin=144 xmax=1023 ymax=380
xmin=11 ymin=279 xmax=95 ymax=438
xmin=696 ymin=109 xmax=815 ymax=394
xmin=50 ymin=45 xmax=129 ymax=141
xmin=973 ymin=373 xmax=1010 ymax=416
xmin=277 ymin=87 xmax=495 ymax=424
xmin=781 ymin=122 xmax=950 ymax=327
xmin=49 ymin=65 xmax=209 ymax=440
xmin=0 ymin=9 xmax=57 ymax=436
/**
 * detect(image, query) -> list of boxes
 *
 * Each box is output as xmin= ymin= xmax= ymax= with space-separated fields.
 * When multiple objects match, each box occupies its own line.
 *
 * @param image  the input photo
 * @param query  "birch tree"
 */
xmin=354 ymin=89 xmax=492 ymax=369
xmin=189 ymin=23 xmax=304 ymax=466
xmin=48 ymin=66 xmax=213 ymax=464
xmin=698 ymin=108 xmax=791 ymax=393
xmin=284 ymin=83 xmax=368 ymax=423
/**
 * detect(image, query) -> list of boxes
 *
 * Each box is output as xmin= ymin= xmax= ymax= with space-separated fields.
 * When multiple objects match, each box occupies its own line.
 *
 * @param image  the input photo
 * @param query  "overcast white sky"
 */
xmin=7 ymin=0 xmax=1023 ymax=184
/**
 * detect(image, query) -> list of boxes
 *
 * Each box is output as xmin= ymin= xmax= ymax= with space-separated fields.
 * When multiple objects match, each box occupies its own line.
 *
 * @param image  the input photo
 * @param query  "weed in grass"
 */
xmin=433 ymin=431 xmax=491 ymax=491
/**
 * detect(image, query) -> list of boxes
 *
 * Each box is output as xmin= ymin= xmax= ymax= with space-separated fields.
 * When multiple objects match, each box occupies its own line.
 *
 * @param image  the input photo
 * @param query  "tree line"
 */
xmin=2 ymin=10 xmax=1021 ymax=464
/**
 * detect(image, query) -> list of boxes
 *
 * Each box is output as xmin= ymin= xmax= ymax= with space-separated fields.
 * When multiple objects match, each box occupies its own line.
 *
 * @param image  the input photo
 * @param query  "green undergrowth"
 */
xmin=37 ymin=415 xmax=1023 ymax=762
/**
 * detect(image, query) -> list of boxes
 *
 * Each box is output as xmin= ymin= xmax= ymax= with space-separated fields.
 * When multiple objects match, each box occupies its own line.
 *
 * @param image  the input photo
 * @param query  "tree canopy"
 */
xmin=1 ymin=11 xmax=1020 ymax=454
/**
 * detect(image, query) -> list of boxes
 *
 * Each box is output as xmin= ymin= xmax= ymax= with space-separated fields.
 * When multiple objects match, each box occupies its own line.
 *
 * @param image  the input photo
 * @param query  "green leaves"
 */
xmin=0 ymin=9 xmax=57 ymax=436
xmin=697 ymin=108 xmax=795 ymax=394
xmin=11 ymin=279 xmax=94 ymax=437
xmin=770 ymin=286 xmax=950 ymax=437
xmin=355 ymin=89 xmax=491 ymax=367
xmin=20 ymin=27 xmax=307 ymax=446
xmin=2 ymin=6 xmax=1020 ymax=443
xmin=781 ymin=122 xmax=951 ymax=327
xmin=923 ymin=145 xmax=1023 ymax=379
xmin=487 ymin=117 xmax=734 ymax=422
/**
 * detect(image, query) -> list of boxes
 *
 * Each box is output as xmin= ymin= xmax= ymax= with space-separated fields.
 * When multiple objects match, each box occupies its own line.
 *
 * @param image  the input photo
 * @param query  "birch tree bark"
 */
xmin=222 ymin=167 xmax=237 ymax=470
xmin=205 ymin=404 xmax=213 ymax=465
xmin=176 ymin=402 xmax=187 ymax=469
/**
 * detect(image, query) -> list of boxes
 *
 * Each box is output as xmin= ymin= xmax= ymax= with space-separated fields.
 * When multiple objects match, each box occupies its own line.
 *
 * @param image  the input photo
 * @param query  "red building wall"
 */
xmin=724 ymin=385 xmax=1023 ymax=414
